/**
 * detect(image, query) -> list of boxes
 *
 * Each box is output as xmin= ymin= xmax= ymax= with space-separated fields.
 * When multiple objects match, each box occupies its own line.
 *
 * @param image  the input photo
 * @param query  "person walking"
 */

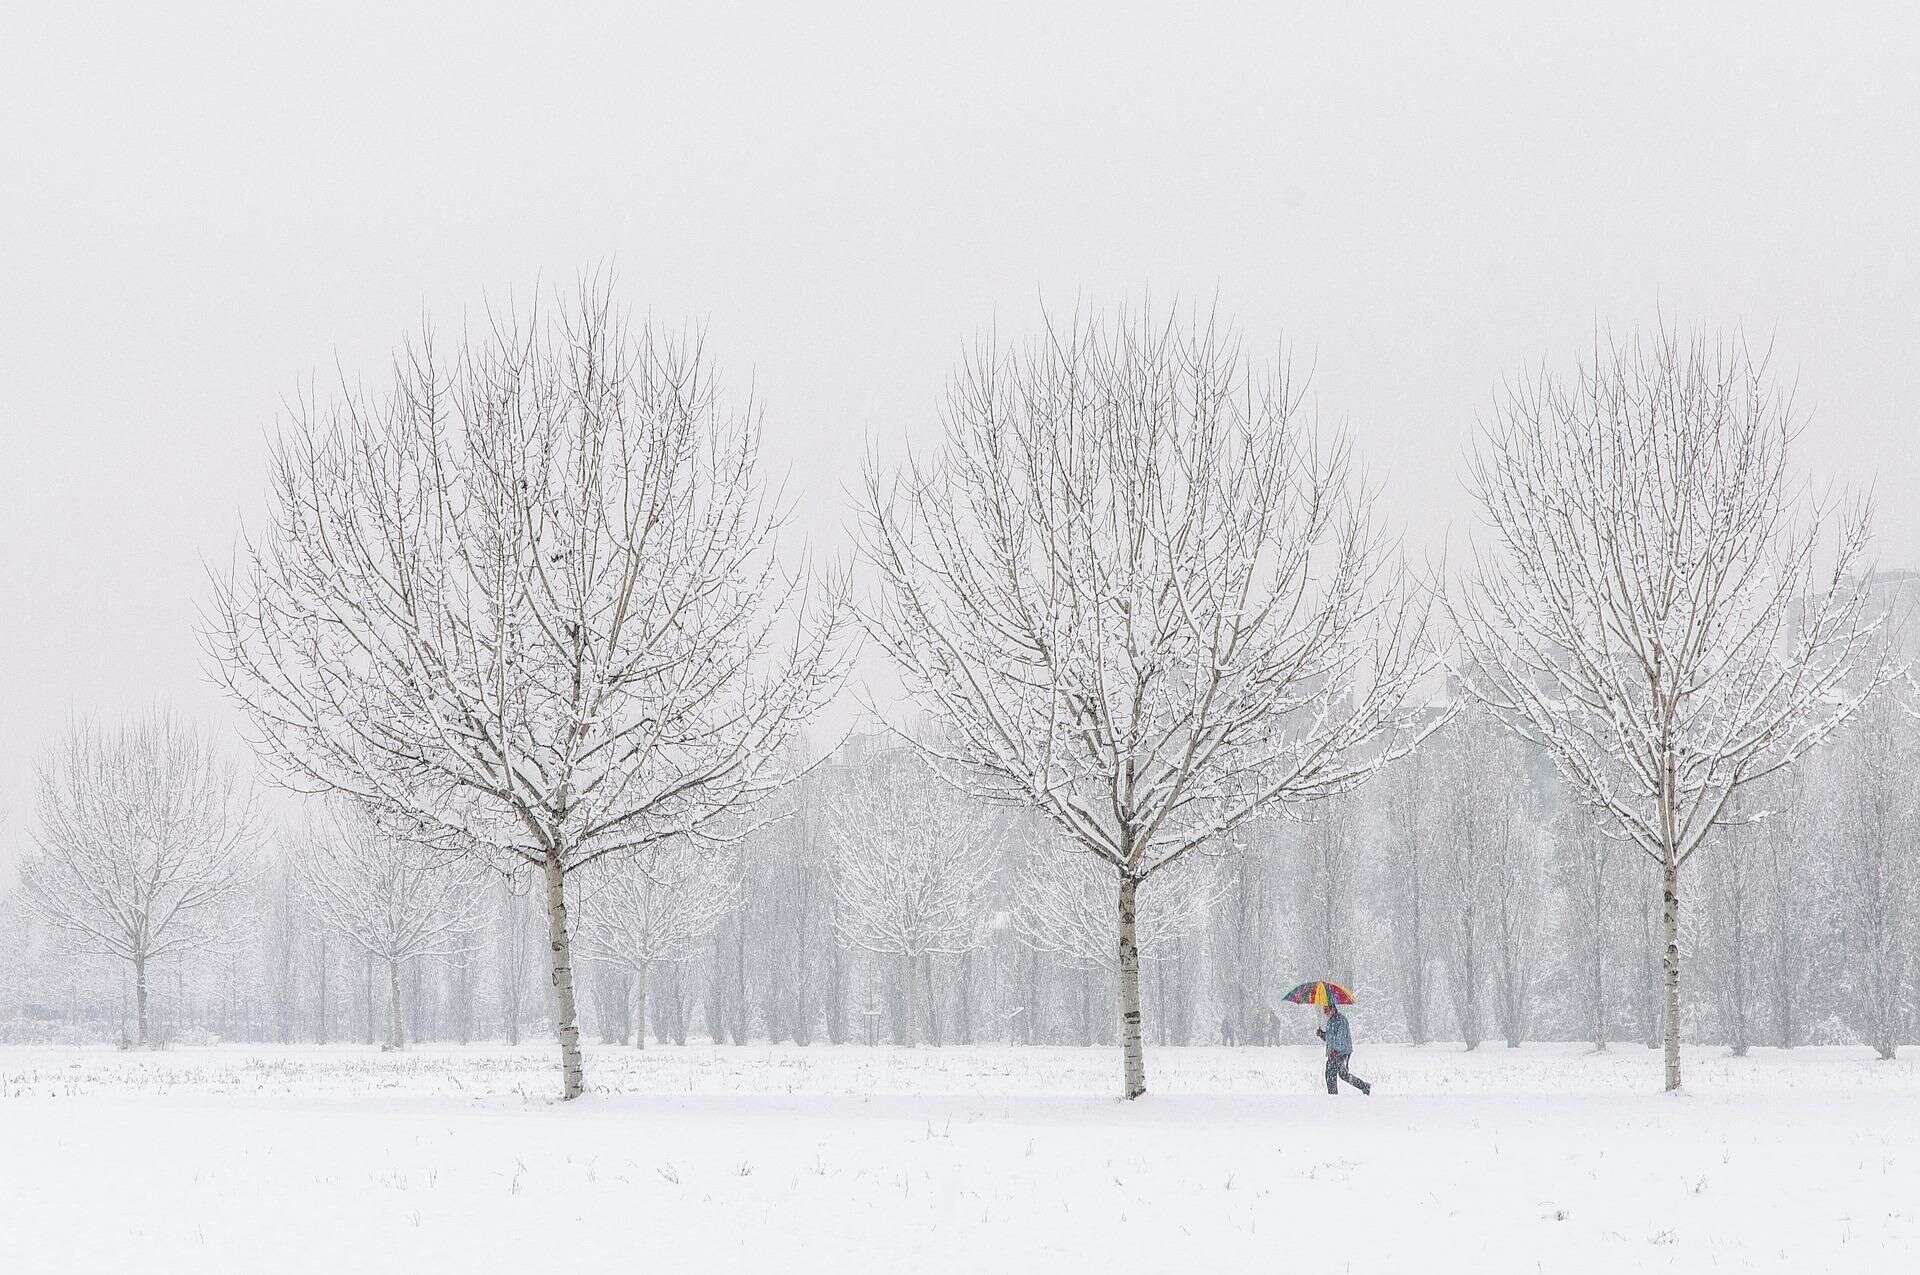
xmin=1317 ymin=1002 xmax=1372 ymax=1095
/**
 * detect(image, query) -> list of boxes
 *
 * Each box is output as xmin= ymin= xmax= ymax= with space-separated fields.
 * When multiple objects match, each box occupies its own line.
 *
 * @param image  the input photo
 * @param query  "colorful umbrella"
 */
xmin=1281 ymin=980 xmax=1355 ymax=1008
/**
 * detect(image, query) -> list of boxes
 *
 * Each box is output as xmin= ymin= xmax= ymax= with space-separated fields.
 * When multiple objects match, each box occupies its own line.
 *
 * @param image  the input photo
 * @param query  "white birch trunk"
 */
xmin=1117 ymin=876 xmax=1146 ymax=1100
xmin=386 ymin=958 xmax=404 ymax=1051
xmin=543 ymin=855 xmax=585 ymax=1099
xmin=134 ymin=955 xmax=149 ymax=1047
xmin=632 ymin=963 xmax=649 ymax=1051
xmin=1662 ymin=854 xmax=1682 ymax=1092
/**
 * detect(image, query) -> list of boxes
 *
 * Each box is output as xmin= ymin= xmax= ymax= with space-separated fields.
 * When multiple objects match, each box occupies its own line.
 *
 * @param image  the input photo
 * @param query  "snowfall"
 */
xmin=2 ymin=1041 xmax=1915 ymax=1274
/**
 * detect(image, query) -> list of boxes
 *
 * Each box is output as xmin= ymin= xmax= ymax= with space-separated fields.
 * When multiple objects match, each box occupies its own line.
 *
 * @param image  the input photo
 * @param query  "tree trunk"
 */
xmin=543 ymin=854 xmax=586 ymax=1099
xmin=633 ymin=964 xmax=649 ymax=1050
xmin=454 ymin=951 xmax=473 ymax=1045
xmin=1591 ymin=935 xmax=1607 ymax=1052
xmin=922 ymin=955 xmax=942 ymax=1048
xmin=824 ymin=943 xmax=847 ymax=1045
xmin=387 ymin=957 xmax=405 ymax=1050
xmin=731 ymin=918 xmax=748 ymax=1044
xmin=1663 ymin=854 xmax=1682 ymax=1092
xmin=1729 ymin=879 xmax=1749 ymax=1057
xmin=317 ymin=932 xmax=330 ymax=1045
xmin=955 ymin=950 xmax=974 ymax=1045
xmin=410 ymin=958 xmax=425 ymax=1043
xmin=1458 ymin=922 xmax=1482 ymax=1050
xmin=1117 ymin=875 xmax=1147 ymax=1100
xmin=900 ymin=952 xmax=918 ymax=1047
xmin=134 ymin=955 xmax=149 ymax=1047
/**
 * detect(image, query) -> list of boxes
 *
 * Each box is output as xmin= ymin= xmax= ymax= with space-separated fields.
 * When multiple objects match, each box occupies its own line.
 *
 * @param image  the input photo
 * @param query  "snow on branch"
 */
xmin=1454 ymin=326 xmax=1893 ymax=869
xmin=859 ymin=301 xmax=1436 ymax=883
xmin=205 ymin=275 xmax=854 ymax=876
xmin=821 ymin=744 xmax=1002 ymax=961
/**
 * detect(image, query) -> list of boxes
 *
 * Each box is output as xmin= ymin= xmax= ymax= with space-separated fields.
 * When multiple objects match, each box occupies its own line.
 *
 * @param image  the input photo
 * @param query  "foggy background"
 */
xmin=3 ymin=1 xmax=1917 ymax=875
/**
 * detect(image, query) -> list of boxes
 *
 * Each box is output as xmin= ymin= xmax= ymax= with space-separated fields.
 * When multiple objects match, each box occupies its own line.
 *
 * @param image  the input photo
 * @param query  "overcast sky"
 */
xmin=2 ymin=2 xmax=1917 ymax=871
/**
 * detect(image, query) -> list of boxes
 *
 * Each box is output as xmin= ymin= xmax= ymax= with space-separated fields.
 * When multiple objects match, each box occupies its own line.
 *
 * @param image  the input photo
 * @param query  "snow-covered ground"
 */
xmin=3 ymin=1041 xmax=1915 ymax=1273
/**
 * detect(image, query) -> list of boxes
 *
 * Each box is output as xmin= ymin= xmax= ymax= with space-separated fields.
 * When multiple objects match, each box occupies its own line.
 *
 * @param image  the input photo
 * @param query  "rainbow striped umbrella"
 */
xmin=1281 ymin=980 xmax=1355 ymax=1008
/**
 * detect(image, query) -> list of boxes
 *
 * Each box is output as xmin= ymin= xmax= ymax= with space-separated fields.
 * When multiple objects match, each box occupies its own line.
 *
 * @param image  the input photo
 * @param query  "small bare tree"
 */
xmin=1377 ymin=750 xmax=1437 ymax=1045
xmin=294 ymin=801 xmax=489 ymax=1050
xmin=1292 ymin=800 xmax=1358 ymax=995
xmin=494 ymin=876 xmax=539 ymax=1045
xmin=1830 ymin=698 xmax=1918 ymax=1059
xmin=20 ymin=712 xmax=258 ymax=1045
xmin=575 ymin=840 xmax=741 ymax=1048
xmin=206 ymin=277 xmax=849 ymax=1097
xmin=1759 ymin=771 xmax=1816 ymax=1048
xmin=1433 ymin=725 xmax=1491 ymax=1049
xmin=1430 ymin=706 xmax=1543 ymax=1048
xmin=822 ymin=746 xmax=1001 ymax=1046
xmin=1487 ymin=805 xmax=1545 ymax=1050
xmin=861 ymin=304 xmax=1432 ymax=1097
xmin=1700 ymin=794 xmax=1765 ymax=1056
xmin=1455 ymin=328 xmax=1888 ymax=1090
xmin=1553 ymin=811 xmax=1623 ymax=1051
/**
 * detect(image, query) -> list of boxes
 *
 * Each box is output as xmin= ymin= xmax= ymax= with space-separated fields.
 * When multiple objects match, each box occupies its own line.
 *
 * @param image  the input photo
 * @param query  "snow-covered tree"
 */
xmin=1378 ymin=749 xmax=1438 ymax=1044
xmin=494 ymin=877 xmax=540 ymax=1046
xmin=1456 ymin=328 xmax=1888 ymax=1090
xmin=1829 ymin=700 xmax=1917 ymax=1059
xmin=0 ymin=885 xmax=33 ymax=1018
xmin=575 ymin=840 xmax=740 ymax=1048
xmin=1291 ymin=802 xmax=1358 ymax=996
xmin=19 ymin=712 xmax=258 ymax=1045
xmin=294 ymin=801 xmax=489 ymax=1050
xmin=1210 ymin=833 xmax=1280 ymax=1045
xmin=1431 ymin=714 xmax=1509 ymax=1048
xmin=860 ymin=302 xmax=1432 ymax=1098
xmin=1552 ymin=811 xmax=1624 ymax=1050
xmin=1488 ymin=812 xmax=1547 ymax=1050
xmin=206 ymin=278 xmax=849 ymax=1097
xmin=1700 ymin=795 xmax=1766 ymax=1056
xmin=1423 ymin=706 xmax=1546 ymax=1049
xmin=1759 ymin=772 xmax=1818 ymax=1048
xmin=823 ymin=746 xmax=1001 ymax=1046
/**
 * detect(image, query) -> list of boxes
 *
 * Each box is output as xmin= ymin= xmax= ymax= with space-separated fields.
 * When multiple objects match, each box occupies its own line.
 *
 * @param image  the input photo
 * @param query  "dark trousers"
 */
xmin=1326 ymin=1051 xmax=1370 ymax=1094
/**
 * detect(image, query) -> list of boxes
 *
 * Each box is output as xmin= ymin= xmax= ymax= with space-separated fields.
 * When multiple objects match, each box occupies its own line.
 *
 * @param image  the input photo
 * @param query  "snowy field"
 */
xmin=4 ymin=1042 xmax=1916 ymax=1274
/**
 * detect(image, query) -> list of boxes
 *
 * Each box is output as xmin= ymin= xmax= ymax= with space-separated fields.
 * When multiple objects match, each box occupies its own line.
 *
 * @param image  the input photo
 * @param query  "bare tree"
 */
xmin=293 ymin=801 xmax=488 ymax=1049
xmin=19 ymin=712 xmax=257 ymax=1046
xmin=1209 ymin=834 xmax=1278 ymax=1046
xmin=1830 ymin=699 xmax=1917 ymax=1059
xmin=494 ymin=876 xmax=538 ymax=1045
xmin=1487 ymin=800 xmax=1546 ymax=1050
xmin=1432 ymin=720 xmax=1492 ymax=1048
xmin=0 ymin=883 xmax=36 ymax=1021
xmin=1378 ymin=750 xmax=1437 ymax=1044
xmin=1424 ymin=706 xmax=1544 ymax=1049
xmin=1700 ymin=796 xmax=1765 ymax=1056
xmin=575 ymin=840 xmax=740 ymax=1048
xmin=860 ymin=303 xmax=1431 ymax=1098
xmin=1291 ymin=800 xmax=1358 ymax=995
xmin=206 ymin=278 xmax=849 ymax=1097
xmin=1759 ymin=772 xmax=1816 ymax=1048
xmin=1456 ymin=328 xmax=1888 ymax=1090
xmin=823 ymin=747 xmax=1001 ymax=1046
